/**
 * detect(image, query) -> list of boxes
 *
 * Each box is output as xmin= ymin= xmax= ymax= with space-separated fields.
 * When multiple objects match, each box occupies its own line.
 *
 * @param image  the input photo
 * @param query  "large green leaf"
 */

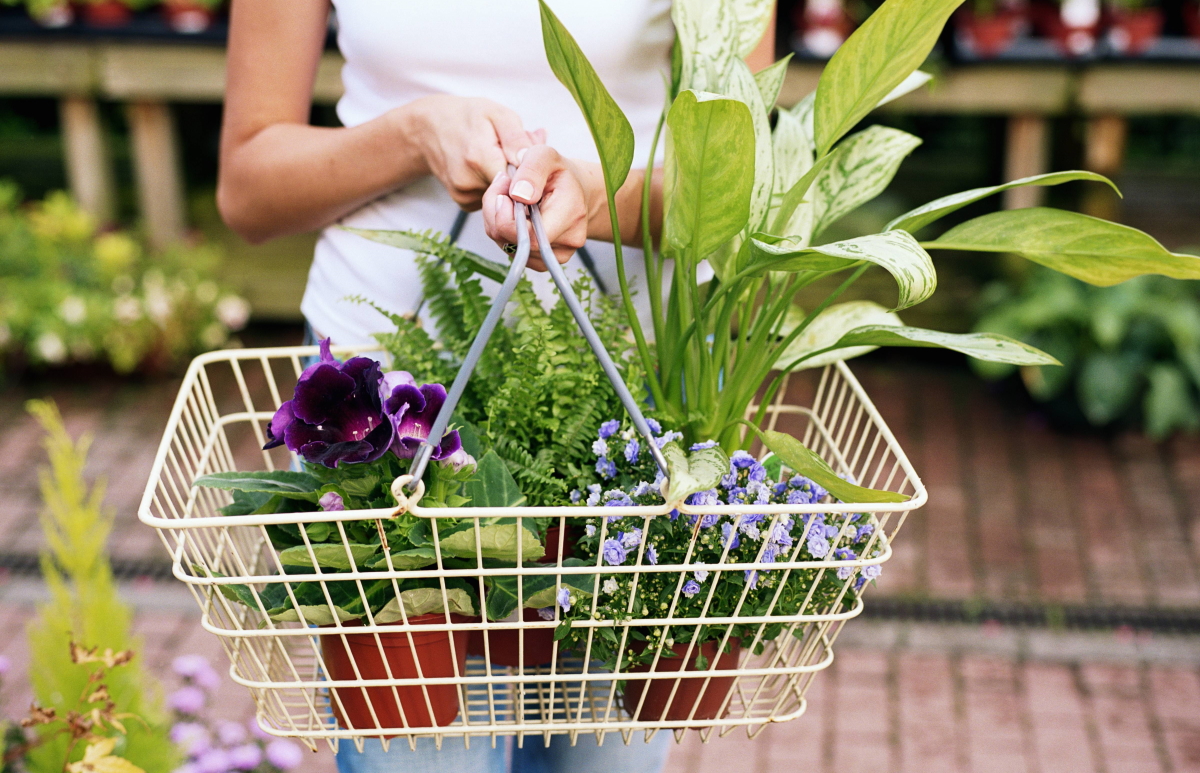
xmin=462 ymin=450 xmax=526 ymax=508
xmin=927 ymin=208 xmax=1200 ymax=286
xmin=193 ymin=471 xmax=323 ymax=502
xmin=482 ymin=564 xmax=595 ymax=622
xmin=813 ymin=0 xmax=964 ymax=155
xmin=268 ymin=604 xmax=357 ymax=626
xmin=748 ymin=230 xmax=937 ymax=311
xmin=340 ymin=228 xmax=507 ymax=283
xmin=808 ymin=125 xmax=921 ymax=238
xmin=774 ymin=301 xmax=903 ymax=370
xmin=718 ymin=58 xmax=775 ymax=232
xmin=438 ymin=520 xmax=545 ymax=562
xmin=662 ymin=441 xmax=730 ymax=504
xmin=374 ymin=587 xmax=476 ymax=622
xmin=672 ymin=0 xmax=773 ymax=92
xmin=369 ymin=547 xmax=439 ymax=571
xmin=539 ymin=0 xmax=634 ymax=195
xmin=886 ymin=172 xmax=1118 ymax=234
xmin=826 ymin=325 xmax=1060 ymax=366
xmin=277 ymin=543 xmax=379 ymax=571
xmin=770 ymin=100 xmax=816 ymax=232
xmin=664 ymin=90 xmax=756 ymax=262
xmin=754 ymin=54 xmax=792 ymax=108
xmin=742 ymin=426 xmax=909 ymax=503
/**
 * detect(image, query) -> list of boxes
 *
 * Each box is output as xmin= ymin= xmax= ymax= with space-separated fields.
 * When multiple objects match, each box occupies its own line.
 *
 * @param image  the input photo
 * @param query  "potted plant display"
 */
xmin=157 ymin=0 xmax=1200 ymax=743
xmin=792 ymin=0 xmax=857 ymax=57
xmin=79 ymin=0 xmax=132 ymax=27
xmin=1104 ymin=0 xmax=1163 ymax=55
xmin=162 ymin=0 xmax=221 ymax=34
xmin=955 ymin=0 xmax=1028 ymax=56
xmin=1 ymin=0 xmax=74 ymax=27
xmin=1033 ymin=0 xmax=1102 ymax=55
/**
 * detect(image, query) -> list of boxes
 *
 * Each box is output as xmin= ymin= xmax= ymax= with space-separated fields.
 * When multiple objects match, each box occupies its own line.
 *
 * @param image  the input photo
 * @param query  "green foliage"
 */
xmin=23 ymin=400 xmax=176 ymax=773
xmin=974 ymin=271 xmax=1200 ymax=439
xmin=534 ymin=0 xmax=1195 ymax=494
xmin=361 ymin=230 xmax=644 ymax=507
xmin=0 ymin=184 xmax=248 ymax=377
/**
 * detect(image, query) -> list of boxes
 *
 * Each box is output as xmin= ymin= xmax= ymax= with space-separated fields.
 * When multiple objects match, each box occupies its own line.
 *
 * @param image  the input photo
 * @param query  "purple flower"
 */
xmin=620 ymin=528 xmax=642 ymax=549
xmin=247 ymin=719 xmax=273 ymax=741
xmin=195 ymin=748 xmax=231 ymax=773
xmin=690 ymin=440 xmax=718 ymax=451
xmin=786 ymin=488 xmax=814 ymax=506
xmin=556 ymin=587 xmax=571 ymax=612
xmin=585 ymin=524 xmax=596 ymax=537
xmin=171 ymin=722 xmax=212 ymax=756
xmin=227 ymin=745 xmax=263 ymax=771
xmin=216 ymin=721 xmax=248 ymax=746
xmin=745 ymin=570 xmax=759 ymax=589
xmin=654 ymin=431 xmax=683 ymax=448
xmin=537 ymin=606 xmax=556 ymax=621
xmin=172 ymin=654 xmax=210 ymax=678
xmin=168 ymin=686 xmax=207 ymax=715
xmin=807 ymin=534 xmax=830 ymax=558
xmin=646 ymin=544 xmax=658 ymax=565
xmin=730 ymin=450 xmax=756 ymax=469
xmin=862 ymin=564 xmax=882 ymax=581
xmin=595 ymin=457 xmax=617 ymax=479
xmin=721 ymin=522 xmax=740 ymax=550
xmin=624 ymin=438 xmax=640 ymax=464
xmin=602 ymin=539 xmax=627 ymax=566
xmin=681 ymin=580 xmax=701 ymax=598
xmin=693 ymin=569 xmax=709 ymax=583
xmin=193 ymin=664 xmax=221 ymax=692
xmin=379 ymin=371 xmax=461 ymax=461
xmin=265 ymin=740 xmax=304 ymax=771
xmin=570 ymin=489 xmax=582 ymax=504
xmin=175 ymin=764 xmax=200 ymax=773
xmin=856 ymin=524 xmax=875 ymax=542
xmin=645 ymin=418 xmax=662 ymax=434
xmin=442 ymin=446 xmax=476 ymax=472
xmin=599 ymin=420 xmax=620 ymax=439
xmin=837 ymin=566 xmax=855 ymax=580
xmin=318 ymin=492 xmax=344 ymax=512
xmin=0 ymin=655 xmax=11 ymax=676
xmin=263 ymin=339 xmax=393 ymax=468
xmin=604 ymin=491 xmax=634 ymax=509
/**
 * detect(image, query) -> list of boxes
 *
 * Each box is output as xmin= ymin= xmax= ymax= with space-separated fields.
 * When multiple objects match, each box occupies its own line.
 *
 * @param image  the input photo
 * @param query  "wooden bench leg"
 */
xmin=59 ymin=95 xmax=116 ymax=226
xmin=1082 ymin=114 xmax=1126 ymax=221
xmin=1003 ymin=114 xmax=1050 ymax=210
xmin=126 ymin=100 xmax=186 ymax=251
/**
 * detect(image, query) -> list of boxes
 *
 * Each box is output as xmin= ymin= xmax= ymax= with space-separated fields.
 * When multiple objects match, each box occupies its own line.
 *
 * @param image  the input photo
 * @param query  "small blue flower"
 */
xmin=620 ymin=528 xmax=643 ymax=549
xmin=631 ymin=480 xmax=654 ymax=498
xmin=681 ymin=580 xmax=701 ymax=598
xmin=773 ymin=481 xmax=788 ymax=497
xmin=569 ymin=489 xmax=581 ymax=504
xmin=837 ymin=566 xmax=855 ymax=580
xmin=759 ymin=543 xmax=779 ymax=563
xmin=690 ymin=440 xmax=719 ymax=451
xmin=557 ymin=586 xmax=572 ymax=612
xmin=744 ymin=570 xmax=758 ymax=589
xmin=786 ymin=488 xmax=813 ymax=506
xmin=834 ymin=547 xmax=857 ymax=561
xmin=747 ymin=462 xmax=767 ymax=483
xmin=645 ymin=418 xmax=662 ymax=435
xmin=862 ymin=564 xmax=882 ymax=581
xmin=721 ymin=522 xmax=740 ymax=550
xmin=824 ymin=523 xmax=840 ymax=539
xmin=654 ymin=431 xmax=684 ymax=448
xmin=693 ymin=569 xmax=709 ymax=583
xmin=807 ymin=534 xmax=830 ymax=558
xmin=720 ymin=472 xmax=738 ymax=490
xmin=537 ymin=607 xmax=556 ymax=621
xmin=585 ymin=524 xmax=596 ymax=537
xmin=730 ymin=450 xmax=756 ymax=469
xmin=624 ymin=438 xmax=640 ymax=464
xmin=592 ymin=438 xmax=609 ymax=457
xmin=599 ymin=420 xmax=620 ymax=439
xmin=595 ymin=457 xmax=617 ymax=479
xmin=602 ymin=539 xmax=627 ymax=566
xmin=646 ymin=544 xmax=658 ymax=565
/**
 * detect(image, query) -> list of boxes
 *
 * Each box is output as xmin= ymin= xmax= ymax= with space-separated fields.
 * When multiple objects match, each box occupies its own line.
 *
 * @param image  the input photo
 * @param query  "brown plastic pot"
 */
xmin=163 ymin=1 xmax=215 ymax=33
xmin=1106 ymin=7 xmax=1162 ymax=55
xmin=322 ymin=614 xmax=472 ymax=734
xmin=81 ymin=1 xmax=131 ymax=27
xmin=622 ymin=639 xmax=742 ymax=726
xmin=1185 ymin=3 xmax=1200 ymax=39
xmin=956 ymin=10 xmax=1024 ymax=56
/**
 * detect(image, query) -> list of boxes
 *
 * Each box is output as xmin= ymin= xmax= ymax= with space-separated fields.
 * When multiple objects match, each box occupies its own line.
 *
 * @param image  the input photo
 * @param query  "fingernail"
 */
xmin=511 ymin=180 xmax=534 ymax=201
xmin=517 ymin=148 xmax=527 ymax=164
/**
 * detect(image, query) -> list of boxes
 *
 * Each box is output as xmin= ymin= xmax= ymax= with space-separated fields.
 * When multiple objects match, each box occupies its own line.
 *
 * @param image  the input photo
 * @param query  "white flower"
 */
xmin=591 ymin=438 xmax=608 ymax=457
xmin=35 ymin=332 xmax=66 ymax=363
xmin=216 ymin=296 xmax=251 ymax=331
xmin=113 ymin=295 xmax=142 ymax=323
xmin=195 ymin=280 xmax=219 ymax=304
xmin=602 ymin=578 xmax=619 ymax=595
xmin=693 ymin=569 xmax=709 ymax=583
xmin=58 ymin=296 xmax=86 ymax=325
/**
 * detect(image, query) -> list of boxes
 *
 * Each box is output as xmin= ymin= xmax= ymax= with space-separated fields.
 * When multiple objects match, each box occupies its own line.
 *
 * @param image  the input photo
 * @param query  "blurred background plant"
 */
xmin=19 ymin=399 xmax=178 ymax=772
xmin=973 ymin=266 xmax=1200 ymax=438
xmin=166 ymin=654 xmax=305 ymax=773
xmin=0 ymin=181 xmax=249 ymax=379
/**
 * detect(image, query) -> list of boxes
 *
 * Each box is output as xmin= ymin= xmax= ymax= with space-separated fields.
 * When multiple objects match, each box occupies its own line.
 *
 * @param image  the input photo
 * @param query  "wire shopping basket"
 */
xmin=138 ymin=196 xmax=926 ymax=752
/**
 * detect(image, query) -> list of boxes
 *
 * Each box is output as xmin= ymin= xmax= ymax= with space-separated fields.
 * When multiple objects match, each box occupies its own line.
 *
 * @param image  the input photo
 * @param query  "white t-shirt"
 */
xmin=301 ymin=0 xmax=678 ymax=346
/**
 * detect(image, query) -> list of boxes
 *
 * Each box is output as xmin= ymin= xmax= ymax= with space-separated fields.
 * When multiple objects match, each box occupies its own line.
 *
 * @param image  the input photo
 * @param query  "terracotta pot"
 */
xmin=1185 ymin=3 xmax=1200 ymax=39
xmin=622 ymin=639 xmax=742 ymax=726
xmin=1032 ymin=0 xmax=1100 ymax=56
xmin=956 ymin=10 xmax=1024 ymax=56
xmin=322 ymin=615 xmax=472 ymax=733
xmin=1106 ymin=7 xmax=1162 ymax=55
xmin=163 ymin=1 xmax=215 ymax=33
xmin=81 ymin=0 xmax=131 ymax=27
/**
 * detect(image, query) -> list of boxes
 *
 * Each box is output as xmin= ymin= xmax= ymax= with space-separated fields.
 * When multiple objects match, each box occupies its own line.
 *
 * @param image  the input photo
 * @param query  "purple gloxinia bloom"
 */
xmin=318 ymin=492 xmax=344 ymax=512
xmin=379 ymin=371 xmax=461 ymax=461
xmin=264 ymin=339 xmax=393 ymax=468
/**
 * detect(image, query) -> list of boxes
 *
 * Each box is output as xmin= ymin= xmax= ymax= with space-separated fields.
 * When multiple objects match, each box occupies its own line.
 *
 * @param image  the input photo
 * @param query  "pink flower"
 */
xmin=195 ymin=748 xmax=231 ymax=773
xmin=172 ymin=655 xmax=210 ymax=678
xmin=318 ymin=491 xmax=344 ymax=511
xmin=170 ymin=722 xmax=212 ymax=756
xmin=227 ymin=744 xmax=263 ymax=770
xmin=0 ymin=655 xmax=11 ymax=676
xmin=215 ymin=721 xmax=247 ymax=746
xmin=168 ymin=686 xmax=207 ymax=715
xmin=265 ymin=740 xmax=304 ymax=770
xmin=247 ymin=718 xmax=273 ymax=741
xmin=193 ymin=664 xmax=222 ymax=692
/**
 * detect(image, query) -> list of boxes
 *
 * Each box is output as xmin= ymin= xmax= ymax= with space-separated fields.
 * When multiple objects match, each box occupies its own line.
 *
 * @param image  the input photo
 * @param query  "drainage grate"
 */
xmin=862 ymin=598 xmax=1200 ymax=636
xmin=0 ymin=553 xmax=174 ymax=583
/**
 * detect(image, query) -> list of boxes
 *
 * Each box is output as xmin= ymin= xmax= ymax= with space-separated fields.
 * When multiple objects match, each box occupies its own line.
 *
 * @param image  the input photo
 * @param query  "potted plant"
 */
xmin=793 ymin=0 xmax=857 ymax=57
xmin=955 ymin=0 xmax=1028 ymax=56
xmin=79 ymin=0 xmax=133 ymax=27
xmin=162 ymin=0 xmax=220 ymax=34
xmin=1033 ymin=0 xmax=1102 ymax=55
xmin=1 ymin=0 xmax=74 ymax=27
xmin=1104 ymin=0 xmax=1162 ymax=55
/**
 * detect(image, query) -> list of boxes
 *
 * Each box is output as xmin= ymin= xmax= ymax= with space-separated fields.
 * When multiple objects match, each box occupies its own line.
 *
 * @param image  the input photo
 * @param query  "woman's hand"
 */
xmin=481 ymin=145 xmax=599 ymax=271
xmin=401 ymin=95 xmax=545 ymax=212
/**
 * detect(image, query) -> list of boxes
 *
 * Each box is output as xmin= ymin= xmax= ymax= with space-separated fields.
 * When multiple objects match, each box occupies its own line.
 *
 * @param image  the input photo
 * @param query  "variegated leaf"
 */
xmin=830 ymin=325 xmax=1061 ymax=366
xmin=770 ymin=99 xmax=815 ymax=234
xmin=753 ymin=54 xmax=792 ymax=108
xmin=877 ymin=70 xmax=933 ymax=108
xmin=886 ymin=171 xmax=1118 ymax=234
xmin=809 ymin=125 xmax=921 ymax=238
xmin=672 ymin=0 xmax=738 ymax=93
xmin=718 ymin=57 xmax=775 ymax=232
xmin=748 ymin=230 xmax=937 ymax=311
xmin=729 ymin=0 xmax=776 ymax=57
xmin=774 ymin=301 xmax=903 ymax=370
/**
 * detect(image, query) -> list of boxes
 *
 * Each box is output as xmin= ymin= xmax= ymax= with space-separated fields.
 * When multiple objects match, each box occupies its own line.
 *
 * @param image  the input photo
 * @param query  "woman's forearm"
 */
xmin=576 ymin=162 xmax=663 ymax=249
xmin=217 ymin=109 xmax=426 ymax=244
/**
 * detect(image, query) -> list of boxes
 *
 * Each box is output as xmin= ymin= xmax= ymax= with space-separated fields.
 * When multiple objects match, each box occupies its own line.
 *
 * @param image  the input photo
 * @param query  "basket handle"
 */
xmin=403 ymin=167 xmax=668 ymax=491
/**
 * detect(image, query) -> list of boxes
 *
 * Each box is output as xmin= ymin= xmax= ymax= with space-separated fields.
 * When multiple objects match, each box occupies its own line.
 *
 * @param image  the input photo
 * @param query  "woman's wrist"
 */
xmin=385 ymin=101 xmax=434 ymax=182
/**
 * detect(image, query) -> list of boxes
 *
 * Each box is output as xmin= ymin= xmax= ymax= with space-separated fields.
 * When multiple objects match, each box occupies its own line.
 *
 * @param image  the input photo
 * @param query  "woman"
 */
xmin=217 ymin=1 xmax=774 ymax=770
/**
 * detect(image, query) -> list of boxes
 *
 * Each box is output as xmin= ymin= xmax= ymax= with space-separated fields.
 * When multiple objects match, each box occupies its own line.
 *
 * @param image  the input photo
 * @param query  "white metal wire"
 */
xmin=138 ymin=345 xmax=926 ymax=751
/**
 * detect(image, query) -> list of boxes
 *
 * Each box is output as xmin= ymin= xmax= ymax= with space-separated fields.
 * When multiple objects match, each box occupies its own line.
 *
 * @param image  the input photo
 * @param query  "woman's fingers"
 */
xmin=487 ymin=105 xmax=534 ymax=169
xmin=482 ymin=147 xmax=588 ymax=269
xmin=507 ymin=145 xmax=558 ymax=205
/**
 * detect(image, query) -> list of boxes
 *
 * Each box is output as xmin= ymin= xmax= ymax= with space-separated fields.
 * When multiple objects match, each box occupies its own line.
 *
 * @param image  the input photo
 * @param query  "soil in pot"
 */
xmin=1106 ymin=7 xmax=1162 ymax=55
xmin=322 ymin=614 xmax=472 ymax=734
xmin=81 ymin=0 xmax=132 ymax=27
xmin=622 ymin=638 xmax=742 ymax=726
